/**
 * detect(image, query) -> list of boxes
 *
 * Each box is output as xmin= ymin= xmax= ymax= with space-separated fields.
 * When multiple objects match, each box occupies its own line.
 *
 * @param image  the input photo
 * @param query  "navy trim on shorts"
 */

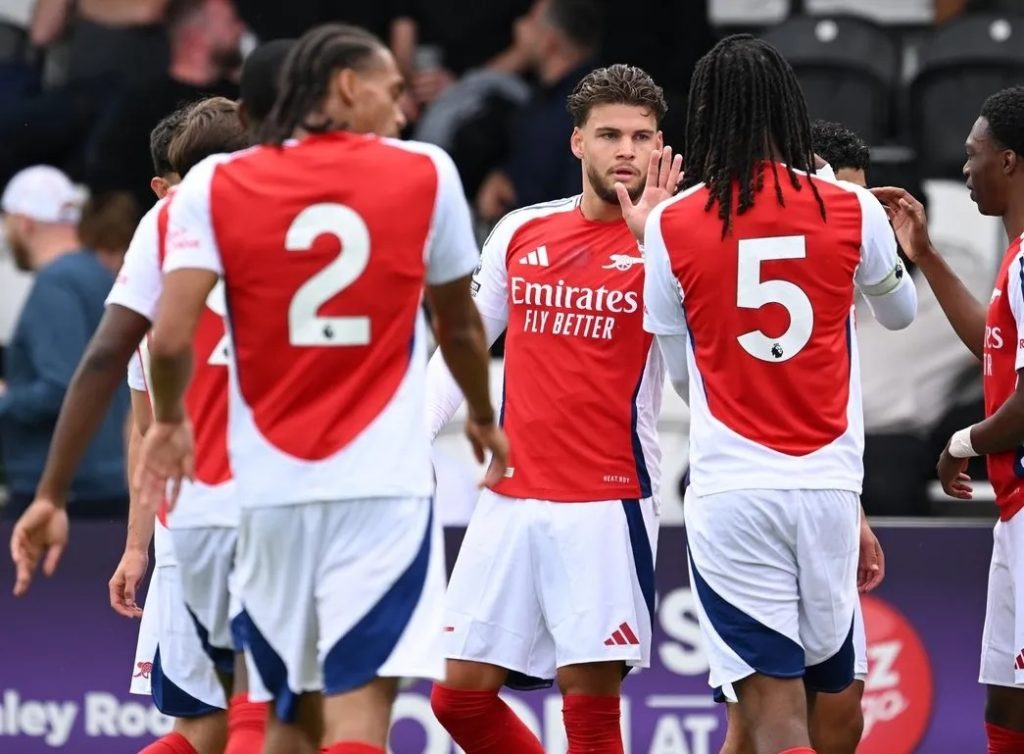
xmin=629 ymin=370 xmax=653 ymax=499
xmin=688 ymin=557 xmax=804 ymax=680
xmin=230 ymin=613 xmax=248 ymax=654
xmin=187 ymin=607 xmax=236 ymax=676
xmin=804 ymin=616 xmax=856 ymax=694
xmin=322 ymin=500 xmax=434 ymax=696
xmin=505 ymin=672 xmax=555 ymax=691
xmin=150 ymin=647 xmax=221 ymax=718
xmin=621 ymin=499 xmax=655 ymax=623
xmin=240 ymin=609 xmax=300 ymax=722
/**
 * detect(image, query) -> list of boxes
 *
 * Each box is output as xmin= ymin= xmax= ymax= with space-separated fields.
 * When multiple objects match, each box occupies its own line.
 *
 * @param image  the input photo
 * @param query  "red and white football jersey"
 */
xmin=107 ymin=194 xmax=236 ymax=535
xmin=163 ymin=132 xmax=479 ymax=507
xmin=983 ymin=234 xmax=1024 ymax=521
xmin=472 ymin=196 xmax=663 ymax=502
xmin=644 ymin=164 xmax=904 ymax=495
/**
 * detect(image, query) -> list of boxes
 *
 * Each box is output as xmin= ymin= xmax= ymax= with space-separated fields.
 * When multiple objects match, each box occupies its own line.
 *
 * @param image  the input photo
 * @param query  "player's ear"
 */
xmin=570 ymin=127 xmax=584 ymax=160
xmin=336 ymin=68 xmax=359 ymax=106
xmin=1004 ymin=148 xmax=1019 ymax=177
xmin=151 ymin=177 xmax=169 ymax=199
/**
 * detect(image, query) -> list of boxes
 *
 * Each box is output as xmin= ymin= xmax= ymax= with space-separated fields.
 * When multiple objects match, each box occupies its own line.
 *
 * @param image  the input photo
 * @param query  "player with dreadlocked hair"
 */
xmin=260 ymin=24 xmax=394 ymax=145
xmin=622 ymin=33 xmax=918 ymax=754
xmin=129 ymin=18 xmax=503 ymax=754
xmin=680 ymin=34 xmax=826 ymax=237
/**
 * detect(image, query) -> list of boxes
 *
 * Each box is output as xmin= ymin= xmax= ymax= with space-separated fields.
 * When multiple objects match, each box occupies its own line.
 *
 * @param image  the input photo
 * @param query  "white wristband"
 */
xmin=948 ymin=426 xmax=979 ymax=458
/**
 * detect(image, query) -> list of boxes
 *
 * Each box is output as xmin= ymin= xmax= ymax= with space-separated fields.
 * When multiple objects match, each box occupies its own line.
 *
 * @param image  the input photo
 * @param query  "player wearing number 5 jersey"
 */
xmin=135 ymin=24 xmax=505 ymax=754
xmin=636 ymin=36 xmax=917 ymax=754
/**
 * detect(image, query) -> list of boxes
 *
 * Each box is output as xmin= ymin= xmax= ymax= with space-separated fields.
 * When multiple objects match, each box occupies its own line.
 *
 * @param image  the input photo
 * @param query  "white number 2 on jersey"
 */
xmin=205 ymin=281 xmax=230 ymax=366
xmin=736 ymin=236 xmax=813 ymax=363
xmin=286 ymin=203 xmax=371 ymax=347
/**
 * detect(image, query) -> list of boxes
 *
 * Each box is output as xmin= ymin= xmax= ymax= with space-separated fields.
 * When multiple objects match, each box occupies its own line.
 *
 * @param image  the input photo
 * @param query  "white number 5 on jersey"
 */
xmin=736 ymin=236 xmax=813 ymax=363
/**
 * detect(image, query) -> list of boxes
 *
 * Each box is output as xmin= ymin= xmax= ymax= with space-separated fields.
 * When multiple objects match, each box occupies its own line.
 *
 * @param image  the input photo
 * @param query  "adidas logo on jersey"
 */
xmin=519 ymin=246 xmax=550 ymax=267
xmin=602 ymin=253 xmax=645 ymax=271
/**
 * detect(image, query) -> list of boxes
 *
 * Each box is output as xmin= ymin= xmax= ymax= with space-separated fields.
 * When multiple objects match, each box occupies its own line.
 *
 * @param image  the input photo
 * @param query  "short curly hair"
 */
xmin=810 ymin=120 xmax=870 ymax=173
xmin=566 ymin=64 xmax=667 ymax=127
xmin=981 ymin=86 xmax=1024 ymax=157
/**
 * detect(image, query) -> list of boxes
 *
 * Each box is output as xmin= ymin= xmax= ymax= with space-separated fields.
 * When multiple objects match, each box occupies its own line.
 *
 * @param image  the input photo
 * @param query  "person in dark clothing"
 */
xmin=0 ymin=165 xmax=129 ymax=519
xmin=82 ymin=0 xmax=243 ymax=208
xmin=476 ymin=0 xmax=603 ymax=223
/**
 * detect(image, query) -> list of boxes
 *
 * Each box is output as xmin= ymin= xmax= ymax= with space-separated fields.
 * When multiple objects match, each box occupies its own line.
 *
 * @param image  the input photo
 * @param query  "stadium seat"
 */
xmin=761 ymin=14 xmax=899 ymax=145
xmin=909 ymin=12 xmax=1024 ymax=179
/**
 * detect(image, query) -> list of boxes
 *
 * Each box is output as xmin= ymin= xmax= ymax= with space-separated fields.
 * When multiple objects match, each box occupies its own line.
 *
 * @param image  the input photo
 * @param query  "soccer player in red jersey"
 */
xmin=873 ymin=85 xmax=1024 ymax=754
xmin=426 ymin=64 xmax=679 ymax=754
xmin=9 ymin=42 xmax=292 ymax=754
xmin=133 ymin=24 xmax=506 ymax=754
xmin=716 ymin=121 xmax=888 ymax=754
xmin=637 ymin=36 xmax=917 ymax=754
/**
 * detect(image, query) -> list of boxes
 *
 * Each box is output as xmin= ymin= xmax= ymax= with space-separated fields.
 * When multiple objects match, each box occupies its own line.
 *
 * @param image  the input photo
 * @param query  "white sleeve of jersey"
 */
xmin=853 ymin=185 xmax=917 ymax=330
xmin=1007 ymin=251 xmax=1024 ymax=371
xmin=471 ymin=210 xmax=516 ymax=323
xmin=424 ymin=313 xmax=506 ymax=440
xmin=423 ymin=146 xmax=481 ymax=286
xmin=656 ymin=333 xmax=690 ymax=403
xmin=642 ymin=203 xmax=687 ymax=336
xmin=104 ymin=201 xmax=164 ymax=321
xmin=163 ymin=155 xmax=225 ymax=275
xmin=127 ymin=351 xmax=147 ymax=391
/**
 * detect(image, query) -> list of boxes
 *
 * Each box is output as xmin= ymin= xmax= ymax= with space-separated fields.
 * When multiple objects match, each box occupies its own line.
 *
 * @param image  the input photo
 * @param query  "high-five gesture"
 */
xmin=133 ymin=419 xmax=195 ymax=518
xmin=615 ymin=145 xmax=683 ymax=242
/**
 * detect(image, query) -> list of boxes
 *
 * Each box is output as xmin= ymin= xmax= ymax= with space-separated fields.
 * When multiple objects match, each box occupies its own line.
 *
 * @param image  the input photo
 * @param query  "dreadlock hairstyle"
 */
xmin=260 ymin=23 xmax=385 ymax=145
xmin=683 ymin=34 xmax=825 ymax=237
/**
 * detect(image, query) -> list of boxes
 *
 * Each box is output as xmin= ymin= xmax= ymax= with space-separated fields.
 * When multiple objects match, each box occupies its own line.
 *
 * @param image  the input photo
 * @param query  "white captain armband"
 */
xmin=860 ymin=259 xmax=906 ymax=297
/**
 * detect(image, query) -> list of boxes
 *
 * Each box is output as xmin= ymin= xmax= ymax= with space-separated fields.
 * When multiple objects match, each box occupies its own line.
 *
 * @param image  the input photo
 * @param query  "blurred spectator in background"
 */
xmin=76 ymin=191 xmax=138 ymax=273
xmin=30 ymin=0 xmax=171 ymax=88
xmin=82 ymin=0 xmax=242 ymax=208
xmin=0 ymin=166 xmax=128 ymax=519
xmin=475 ymin=0 xmax=602 ymax=224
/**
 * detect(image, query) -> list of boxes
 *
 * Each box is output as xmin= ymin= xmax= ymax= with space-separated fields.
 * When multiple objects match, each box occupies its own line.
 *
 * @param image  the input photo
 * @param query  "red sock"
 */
xmin=563 ymin=694 xmax=623 ymax=753
xmin=323 ymin=744 xmax=385 ymax=754
xmin=987 ymin=722 xmax=1024 ymax=753
xmin=430 ymin=684 xmax=544 ymax=753
xmin=225 ymin=694 xmax=266 ymax=754
xmin=778 ymin=749 xmax=816 ymax=754
xmin=139 ymin=732 xmax=198 ymax=754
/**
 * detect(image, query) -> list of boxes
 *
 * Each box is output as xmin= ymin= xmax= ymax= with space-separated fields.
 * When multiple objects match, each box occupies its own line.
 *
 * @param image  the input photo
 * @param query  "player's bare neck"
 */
xmin=579 ymin=189 xmax=622 ymax=224
xmin=1003 ymin=208 xmax=1024 ymax=244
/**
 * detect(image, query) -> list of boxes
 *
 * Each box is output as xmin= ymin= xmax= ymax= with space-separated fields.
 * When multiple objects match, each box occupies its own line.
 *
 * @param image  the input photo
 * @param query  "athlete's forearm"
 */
xmin=914 ymin=246 xmax=986 ymax=359
xmin=970 ymin=386 xmax=1024 ymax=455
xmin=124 ymin=420 xmax=154 ymax=553
xmin=426 ymin=313 xmax=505 ymax=439
xmin=36 ymin=308 xmax=150 ymax=505
xmin=147 ymin=348 xmax=192 ymax=424
xmin=435 ymin=312 xmax=493 ymax=423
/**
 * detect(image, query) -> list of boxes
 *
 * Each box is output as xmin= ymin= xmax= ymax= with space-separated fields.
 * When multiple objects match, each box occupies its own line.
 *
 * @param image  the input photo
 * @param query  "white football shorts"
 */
xmin=130 ymin=563 xmax=227 ymax=715
xmin=443 ymin=490 xmax=659 ymax=688
xmin=236 ymin=497 xmax=446 ymax=722
xmin=171 ymin=526 xmax=241 ymax=674
xmin=685 ymin=487 xmax=859 ymax=697
xmin=980 ymin=513 xmax=1024 ymax=688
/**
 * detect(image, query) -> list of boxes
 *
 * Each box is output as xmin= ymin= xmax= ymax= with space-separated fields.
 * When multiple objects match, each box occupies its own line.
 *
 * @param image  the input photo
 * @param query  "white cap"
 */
xmin=1 ymin=165 xmax=82 ymax=224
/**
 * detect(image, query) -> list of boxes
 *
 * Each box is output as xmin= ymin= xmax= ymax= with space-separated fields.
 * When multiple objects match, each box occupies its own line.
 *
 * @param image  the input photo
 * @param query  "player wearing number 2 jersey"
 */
xmin=426 ymin=65 xmax=672 ymax=754
xmin=636 ymin=36 xmax=916 ymax=754
xmin=135 ymin=25 xmax=505 ymax=754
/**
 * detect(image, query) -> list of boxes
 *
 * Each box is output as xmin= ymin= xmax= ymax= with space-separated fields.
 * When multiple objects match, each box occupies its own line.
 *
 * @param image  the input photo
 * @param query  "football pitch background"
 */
xmin=0 ymin=521 xmax=990 ymax=753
